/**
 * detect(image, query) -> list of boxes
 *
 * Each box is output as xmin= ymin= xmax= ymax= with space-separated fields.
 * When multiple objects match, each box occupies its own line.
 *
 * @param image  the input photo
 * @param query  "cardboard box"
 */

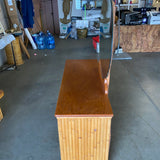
xmin=4 ymin=0 xmax=20 ymax=30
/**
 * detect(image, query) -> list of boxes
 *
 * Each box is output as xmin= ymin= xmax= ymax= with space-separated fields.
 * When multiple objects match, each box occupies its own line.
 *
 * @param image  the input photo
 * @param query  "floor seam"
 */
xmin=137 ymin=114 xmax=160 ymax=137
xmin=121 ymin=61 xmax=160 ymax=114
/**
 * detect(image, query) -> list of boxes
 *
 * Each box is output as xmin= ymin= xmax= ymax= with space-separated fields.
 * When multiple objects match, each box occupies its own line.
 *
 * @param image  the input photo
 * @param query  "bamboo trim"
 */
xmin=57 ymin=117 xmax=112 ymax=160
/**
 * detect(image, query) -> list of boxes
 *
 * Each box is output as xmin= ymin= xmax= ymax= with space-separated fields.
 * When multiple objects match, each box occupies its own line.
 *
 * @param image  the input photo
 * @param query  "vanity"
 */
xmin=55 ymin=0 xmax=115 ymax=159
xmin=55 ymin=59 xmax=113 ymax=160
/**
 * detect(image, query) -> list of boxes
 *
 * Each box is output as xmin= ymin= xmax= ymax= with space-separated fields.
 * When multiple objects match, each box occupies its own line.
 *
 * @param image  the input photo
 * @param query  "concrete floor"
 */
xmin=0 ymin=38 xmax=160 ymax=160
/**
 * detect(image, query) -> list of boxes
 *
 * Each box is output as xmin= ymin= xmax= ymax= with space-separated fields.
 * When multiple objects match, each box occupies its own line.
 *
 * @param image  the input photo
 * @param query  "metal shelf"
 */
xmin=115 ymin=4 xmax=139 ymax=6
xmin=115 ymin=0 xmax=140 ymax=10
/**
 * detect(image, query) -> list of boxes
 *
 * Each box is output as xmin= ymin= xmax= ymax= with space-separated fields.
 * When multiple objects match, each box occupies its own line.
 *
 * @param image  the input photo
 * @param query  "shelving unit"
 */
xmin=81 ymin=9 xmax=101 ymax=36
xmin=76 ymin=0 xmax=110 ymax=36
xmin=115 ymin=0 xmax=140 ymax=10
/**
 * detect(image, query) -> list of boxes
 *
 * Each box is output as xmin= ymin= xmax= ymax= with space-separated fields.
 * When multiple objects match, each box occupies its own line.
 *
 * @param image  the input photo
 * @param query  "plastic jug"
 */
xmin=36 ymin=32 xmax=46 ymax=50
xmin=46 ymin=31 xmax=55 ymax=49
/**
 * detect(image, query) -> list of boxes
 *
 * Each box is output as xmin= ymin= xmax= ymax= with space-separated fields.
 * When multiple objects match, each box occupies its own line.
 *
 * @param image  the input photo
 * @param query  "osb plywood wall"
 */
xmin=114 ymin=25 xmax=160 ymax=52
xmin=0 ymin=0 xmax=9 ymax=30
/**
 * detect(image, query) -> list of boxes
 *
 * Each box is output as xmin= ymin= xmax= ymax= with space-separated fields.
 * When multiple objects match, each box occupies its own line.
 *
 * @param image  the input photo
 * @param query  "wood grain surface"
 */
xmin=0 ymin=90 xmax=4 ymax=121
xmin=0 ymin=108 xmax=3 ymax=121
xmin=0 ymin=90 xmax=4 ymax=99
xmin=114 ymin=25 xmax=160 ymax=52
xmin=19 ymin=38 xmax=30 ymax=59
xmin=57 ymin=117 xmax=112 ymax=160
xmin=55 ymin=59 xmax=113 ymax=117
xmin=5 ymin=37 xmax=24 ymax=65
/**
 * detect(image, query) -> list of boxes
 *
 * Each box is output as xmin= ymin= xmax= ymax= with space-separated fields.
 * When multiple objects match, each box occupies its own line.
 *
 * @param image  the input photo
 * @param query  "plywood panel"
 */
xmin=32 ymin=0 xmax=59 ymax=34
xmin=114 ymin=25 xmax=160 ymax=53
xmin=51 ymin=0 xmax=60 ymax=34
xmin=40 ymin=0 xmax=55 ymax=34
xmin=114 ymin=25 xmax=142 ymax=52
xmin=32 ymin=0 xmax=42 ymax=33
xmin=40 ymin=0 xmax=59 ymax=34
xmin=57 ymin=117 xmax=112 ymax=160
xmin=141 ymin=25 xmax=160 ymax=52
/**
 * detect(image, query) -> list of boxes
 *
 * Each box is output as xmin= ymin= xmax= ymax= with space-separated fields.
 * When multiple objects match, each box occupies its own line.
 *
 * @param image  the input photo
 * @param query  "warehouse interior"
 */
xmin=0 ymin=0 xmax=160 ymax=160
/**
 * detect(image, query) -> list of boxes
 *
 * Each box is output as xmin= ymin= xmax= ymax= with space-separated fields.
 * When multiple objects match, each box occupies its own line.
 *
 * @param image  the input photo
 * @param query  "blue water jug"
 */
xmin=36 ymin=32 xmax=46 ymax=50
xmin=46 ymin=31 xmax=55 ymax=49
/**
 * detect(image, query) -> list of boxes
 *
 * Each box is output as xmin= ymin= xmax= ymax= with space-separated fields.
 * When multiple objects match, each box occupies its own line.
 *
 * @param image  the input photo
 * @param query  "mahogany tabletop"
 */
xmin=55 ymin=59 xmax=113 ymax=117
